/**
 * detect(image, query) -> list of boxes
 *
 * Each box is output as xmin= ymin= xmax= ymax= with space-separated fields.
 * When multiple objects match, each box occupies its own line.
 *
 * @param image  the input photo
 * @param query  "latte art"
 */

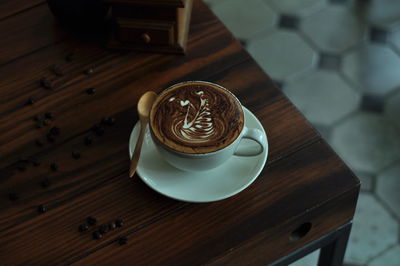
xmin=150 ymin=81 xmax=244 ymax=154
xmin=169 ymin=91 xmax=223 ymax=143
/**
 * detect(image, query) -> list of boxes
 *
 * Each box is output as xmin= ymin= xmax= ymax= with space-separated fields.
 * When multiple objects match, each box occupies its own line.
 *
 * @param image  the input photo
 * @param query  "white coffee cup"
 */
xmin=149 ymin=81 xmax=267 ymax=172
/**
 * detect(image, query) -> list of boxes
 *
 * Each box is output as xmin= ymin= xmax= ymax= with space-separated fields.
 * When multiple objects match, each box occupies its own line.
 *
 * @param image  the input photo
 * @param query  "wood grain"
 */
xmin=70 ymin=141 xmax=359 ymax=265
xmin=0 ymin=0 xmax=359 ymax=264
xmin=0 ymin=4 xmax=66 ymax=65
xmin=0 ymin=0 xmax=44 ymax=21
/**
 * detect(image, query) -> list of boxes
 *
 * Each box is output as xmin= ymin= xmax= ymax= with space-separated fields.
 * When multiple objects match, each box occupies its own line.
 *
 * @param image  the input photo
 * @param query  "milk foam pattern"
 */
xmin=169 ymin=91 xmax=219 ymax=143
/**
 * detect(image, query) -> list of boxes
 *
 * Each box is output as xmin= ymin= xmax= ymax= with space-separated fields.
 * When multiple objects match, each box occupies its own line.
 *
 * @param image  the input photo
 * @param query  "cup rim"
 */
xmin=149 ymin=80 xmax=245 ymax=156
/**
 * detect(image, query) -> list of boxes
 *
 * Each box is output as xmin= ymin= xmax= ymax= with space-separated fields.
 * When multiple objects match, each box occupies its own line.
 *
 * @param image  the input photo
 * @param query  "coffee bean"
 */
xmin=18 ymin=157 xmax=29 ymax=162
xmin=106 ymin=117 xmax=116 ymax=125
xmin=45 ymin=112 xmax=55 ymax=119
xmin=27 ymin=97 xmax=35 ymax=105
xmin=87 ymin=216 xmax=97 ymax=226
xmin=101 ymin=117 xmax=116 ymax=126
xmin=43 ymin=119 xmax=51 ymax=126
xmin=115 ymin=219 xmax=123 ymax=227
xmin=86 ymin=88 xmax=96 ymax=95
xmin=51 ymin=65 xmax=64 ymax=76
xmin=118 ymin=236 xmax=128 ymax=245
xmin=92 ymin=231 xmax=102 ymax=240
xmin=79 ymin=224 xmax=89 ymax=232
xmin=37 ymin=205 xmax=47 ymax=214
xmin=47 ymin=133 xmax=55 ymax=142
xmin=99 ymin=224 xmax=110 ymax=234
xmin=17 ymin=164 xmax=26 ymax=172
xmin=35 ymin=139 xmax=45 ymax=147
xmin=8 ymin=193 xmax=19 ymax=201
xmin=72 ymin=150 xmax=81 ymax=159
xmin=41 ymin=178 xmax=51 ymax=188
xmin=95 ymin=127 xmax=105 ymax=136
xmin=84 ymin=136 xmax=93 ymax=146
xmin=50 ymin=162 xmax=58 ymax=171
xmin=85 ymin=68 xmax=94 ymax=75
xmin=50 ymin=126 xmax=61 ymax=136
xmin=109 ymin=222 xmax=116 ymax=230
xmin=30 ymin=157 xmax=41 ymax=166
xmin=33 ymin=115 xmax=42 ymax=121
xmin=65 ymin=52 xmax=75 ymax=62
xmin=91 ymin=124 xmax=100 ymax=132
xmin=40 ymin=77 xmax=53 ymax=89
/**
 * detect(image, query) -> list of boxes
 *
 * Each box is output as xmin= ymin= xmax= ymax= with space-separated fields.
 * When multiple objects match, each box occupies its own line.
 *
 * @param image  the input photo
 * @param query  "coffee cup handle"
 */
xmin=234 ymin=127 xmax=266 ymax=156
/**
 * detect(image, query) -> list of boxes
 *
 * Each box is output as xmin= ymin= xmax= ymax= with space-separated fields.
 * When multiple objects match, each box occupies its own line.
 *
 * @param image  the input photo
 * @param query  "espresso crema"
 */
xmin=150 ymin=81 xmax=244 ymax=154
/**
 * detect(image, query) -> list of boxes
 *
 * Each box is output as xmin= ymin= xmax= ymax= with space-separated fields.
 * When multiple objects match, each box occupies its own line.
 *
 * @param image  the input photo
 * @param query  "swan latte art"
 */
xmin=150 ymin=81 xmax=245 ymax=154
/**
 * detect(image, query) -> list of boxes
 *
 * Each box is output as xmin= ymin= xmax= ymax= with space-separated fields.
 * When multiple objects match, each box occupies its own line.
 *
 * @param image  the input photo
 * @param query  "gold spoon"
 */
xmin=129 ymin=91 xmax=158 ymax=178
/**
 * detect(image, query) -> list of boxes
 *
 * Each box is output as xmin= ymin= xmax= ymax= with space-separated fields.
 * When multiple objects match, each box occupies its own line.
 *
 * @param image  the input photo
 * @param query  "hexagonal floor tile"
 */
xmin=389 ymin=28 xmax=400 ymax=53
xmin=345 ymin=193 xmax=399 ymax=264
xmin=377 ymin=163 xmax=400 ymax=219
xmin=369 ymin=245 xmax=400 ymax=266
xmin=301 ymin=6 xmax=365 ymax=53
xmin=289 ymin=250 xmax=319 ymax=266
xmin=247 ymin=30 xmax=316 ymax=80
xmin=342 ymin=43 xmax=400 ymax=96
xmin=211 ymin=0 xmax=277 ymax=40
xmin=366 ymin=0 xmax=400 ymax=29
xmin=354 ymin=171 xmax=374 ymax=192
xmin=385 ymin=88 xmax=400 ymax=130
xmin=331 ymin=112 xmax=400 ymax=174
xmin=266 ymin=0 xmax=327 ymax=17
xmin=284 ymin=70 xmax=360 ymax=126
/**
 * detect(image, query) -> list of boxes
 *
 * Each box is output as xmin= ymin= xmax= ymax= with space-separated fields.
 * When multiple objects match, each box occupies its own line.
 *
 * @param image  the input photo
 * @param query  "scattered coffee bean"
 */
xmin=79 ymin=224 xmax=89 ymax=232
xmin=37 ymin=205 xmax=47 ymax=214
xmin=86 ymin=88 xmax=96 ymax=95
xmin=43 ymin=119 xmax=51 ymax=126
xmin=40 ymin=77 xmax=53 ymax=89
xmin=84 ymin=136 xmax=93 ymax=146
xmin=45 ymin=112 xmax=55 ymax=119
xmin=33 ymin=114 xmax=42 ymax=121
xmin=35 ymin=122 xmax=43 ymax=129
xmin=35 ymin=139 xmax=45 ymax=147
xmin=18 ymin=157 xmax=29 ymax=162
xmin=99 ymin=224 xmax=110 ymax=234
xmin=51 ymin=65 xmax=64 ymax=76
xmin=106 ymin=117 xmax=116 ymax=126
xmin=30 ymin=157 xmax=41 ymax=166
xmin=50 ymin=126 xmax=61 ymax=136
xmin=118 ymin=236 xmax=128 ymax=245
xmin=65 ymin=52 xmax=75 ymax=62
xmin=17 ymin=164 xmax=26 ymax=172
xmin=85 ymin=68 xmax=94 ymax=75
xmin=92 ymin=231 xmax=102 ymax=240
xmin=41 ymin=178 xmax=51 ymax=188
xmin=101 ymin=117 xmax=115 ymax=126
xmin=50 ymin=162 xmax=58 ymax=171
xmin=115 ymin=219 xmax=123 ymax=227
xmin=95 ymin=126 xmax=105 ymax=136
xmin=47 ymin=133 xmax=55 ymax=142
xmin=72 ymin=150 xmax=81 ymax=159
xmin=87 ymin=216 xmax=97 ymax=226
xmin=27 ymin=97 xmax=35 ymax=105
xmin=8 ymin=192 xmax=19 ymax=201
xmin=109 ymin=221 xmax=116 ymax=230
xmin=91 ymin=124 xmax=100 ymax=132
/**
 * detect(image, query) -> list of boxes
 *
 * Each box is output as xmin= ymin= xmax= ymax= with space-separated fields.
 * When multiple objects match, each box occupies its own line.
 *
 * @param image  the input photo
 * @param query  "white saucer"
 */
xmin=129 ymin=107 xmax=269 ymax=203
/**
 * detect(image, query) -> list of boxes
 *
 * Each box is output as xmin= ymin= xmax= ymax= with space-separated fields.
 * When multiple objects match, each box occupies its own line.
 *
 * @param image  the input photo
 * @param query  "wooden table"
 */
xmin=0 ymin=1 xmax=360 ymax=265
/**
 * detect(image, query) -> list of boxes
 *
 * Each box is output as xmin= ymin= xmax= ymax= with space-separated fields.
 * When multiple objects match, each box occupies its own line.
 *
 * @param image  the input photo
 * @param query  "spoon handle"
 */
xmin=129 ymin=120 xmax=147 ymax=178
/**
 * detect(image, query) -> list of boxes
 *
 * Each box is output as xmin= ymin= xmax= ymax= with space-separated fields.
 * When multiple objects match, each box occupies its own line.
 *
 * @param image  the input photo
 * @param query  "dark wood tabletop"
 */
xmin=0 ymin=0 xmax=360 ymax=265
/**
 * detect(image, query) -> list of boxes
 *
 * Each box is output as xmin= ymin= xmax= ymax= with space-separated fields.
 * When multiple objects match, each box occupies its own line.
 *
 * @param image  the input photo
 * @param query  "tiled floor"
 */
xmin=204 ymin=0 xmax=400 ymax=265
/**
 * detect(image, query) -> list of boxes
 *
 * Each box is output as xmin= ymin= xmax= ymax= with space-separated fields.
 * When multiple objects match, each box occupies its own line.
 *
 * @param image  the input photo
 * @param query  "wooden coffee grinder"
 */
xmin=104 ymin=0 xmax=193 ymax=54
